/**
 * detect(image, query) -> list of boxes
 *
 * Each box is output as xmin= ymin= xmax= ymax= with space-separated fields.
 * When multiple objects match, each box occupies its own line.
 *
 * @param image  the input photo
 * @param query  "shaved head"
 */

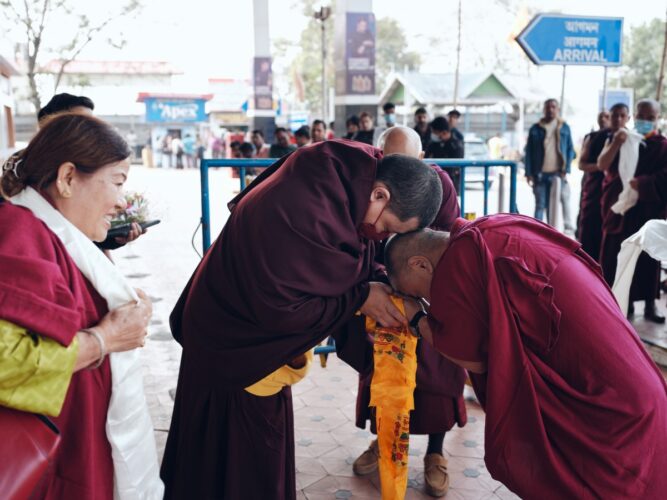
xmin=637 ymin=98 xmax=661 ymax=114
xmin=385 ymin=229 xmax=450 ymax=299
xmin=377 ymin=125 xmax=423 ymax=158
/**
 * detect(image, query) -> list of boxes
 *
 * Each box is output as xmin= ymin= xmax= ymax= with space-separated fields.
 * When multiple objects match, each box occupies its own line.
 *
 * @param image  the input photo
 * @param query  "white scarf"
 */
xmin=11 ymin=187 xmax=164 ymax=500
xmin=611 ymin=129 xmax=644 ymax=215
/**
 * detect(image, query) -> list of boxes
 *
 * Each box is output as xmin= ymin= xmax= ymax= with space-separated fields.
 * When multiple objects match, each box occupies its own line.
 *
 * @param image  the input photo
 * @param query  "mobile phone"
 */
xmin=106 ymin=219 xmax=161 ymax=239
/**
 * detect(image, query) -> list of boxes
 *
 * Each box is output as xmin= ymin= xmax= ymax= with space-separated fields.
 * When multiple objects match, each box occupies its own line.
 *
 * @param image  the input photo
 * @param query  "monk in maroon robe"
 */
xmin=598 ymin=99 xmax=667 ymax=323
xmin=576 ymin=108 xmax=618 ymax=260
xmin=351 ymin=125 xmax=466 ymax=497
xmin=385 ymin=214 xmax=667 ymax=499
xmin=161 ymin=140 xmax=444 ymax=499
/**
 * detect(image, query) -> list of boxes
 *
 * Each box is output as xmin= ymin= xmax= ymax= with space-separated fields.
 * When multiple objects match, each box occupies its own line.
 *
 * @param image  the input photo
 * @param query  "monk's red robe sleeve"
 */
xmin=635 ymin=148 xmax=667 ymax=203
xmin=429 ymin=234 xmax=488 ymax=364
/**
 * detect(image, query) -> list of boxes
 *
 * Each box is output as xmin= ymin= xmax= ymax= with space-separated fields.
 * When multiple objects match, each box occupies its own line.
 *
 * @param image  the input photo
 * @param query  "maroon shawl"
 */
xmin=0 ymin=201 xmax=113 ymax=499
xmin=170 ymin=140 xmax=384 ymax=389
xmin=429 ymin=214 xmax=667 ymax=499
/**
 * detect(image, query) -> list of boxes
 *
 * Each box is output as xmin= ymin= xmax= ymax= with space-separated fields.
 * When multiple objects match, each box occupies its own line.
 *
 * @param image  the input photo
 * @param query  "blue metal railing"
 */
xmin=199 ymin=158 xmax=519 ymax=251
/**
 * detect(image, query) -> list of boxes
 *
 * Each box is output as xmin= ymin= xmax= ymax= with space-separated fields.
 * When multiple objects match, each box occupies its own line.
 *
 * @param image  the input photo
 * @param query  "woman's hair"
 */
xmin=1 ymin=113 xmax=130 ymax=198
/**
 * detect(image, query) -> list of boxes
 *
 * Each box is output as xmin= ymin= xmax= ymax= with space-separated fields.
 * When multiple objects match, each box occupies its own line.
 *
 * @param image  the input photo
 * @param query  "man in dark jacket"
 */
xmin=524 ymin=98 xmax=576 ymax=232
xmin=425 ymin=116 xmax=465 ymax=193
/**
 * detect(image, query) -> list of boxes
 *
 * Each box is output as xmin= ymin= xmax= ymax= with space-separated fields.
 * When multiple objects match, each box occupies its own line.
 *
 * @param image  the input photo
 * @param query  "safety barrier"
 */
xmin=199 ymin=157 xmax=519 ymax=251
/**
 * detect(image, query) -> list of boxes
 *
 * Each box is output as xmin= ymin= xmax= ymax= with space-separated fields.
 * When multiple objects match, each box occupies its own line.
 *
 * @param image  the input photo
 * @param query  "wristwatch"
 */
xmin=409 ymin=307 xmax=428 ymax=338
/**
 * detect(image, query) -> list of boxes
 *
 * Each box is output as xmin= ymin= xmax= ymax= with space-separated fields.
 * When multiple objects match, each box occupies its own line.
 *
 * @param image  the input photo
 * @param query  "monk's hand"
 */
xmin=403 ymin=298 xmax=420 ymax=320
xmin=613 ymin=129 xmax=628 ymax=144
xmin=629 ymin=178 xmax=639 ymax=190
xmin=526 ymin=176 xmax=535 ymax=187
xmin=360 ymin=282 xmax=407 ymax=328
xmin=96 ymin=289 xmax=152 ymax=353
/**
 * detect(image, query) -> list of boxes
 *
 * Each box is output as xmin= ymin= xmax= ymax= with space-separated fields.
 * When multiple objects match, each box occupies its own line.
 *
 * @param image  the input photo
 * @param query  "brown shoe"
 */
xmin=352 ymin=439 xmax=379 ymax=475
xmin=424 ymin=453 xmax=450 ymax=497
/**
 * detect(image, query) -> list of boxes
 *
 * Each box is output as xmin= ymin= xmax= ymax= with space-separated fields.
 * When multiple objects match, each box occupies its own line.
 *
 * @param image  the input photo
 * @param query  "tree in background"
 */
xmin=0 ymin=0 xmax=141 ymax=115
xmin=619 ymin=17 xmax=667 ymax=104
xmin=274 ymin=0 xmax=421 ymax=117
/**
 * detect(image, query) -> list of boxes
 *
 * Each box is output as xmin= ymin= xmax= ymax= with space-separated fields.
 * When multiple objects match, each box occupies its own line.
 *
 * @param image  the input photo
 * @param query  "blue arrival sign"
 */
xmin=517 ymin=14 xmax=623 ymax=66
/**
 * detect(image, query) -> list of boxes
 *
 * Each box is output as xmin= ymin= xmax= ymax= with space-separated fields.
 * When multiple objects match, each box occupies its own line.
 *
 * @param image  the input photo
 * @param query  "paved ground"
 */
xmin=113 ymin=165 xmax=664 ymax=499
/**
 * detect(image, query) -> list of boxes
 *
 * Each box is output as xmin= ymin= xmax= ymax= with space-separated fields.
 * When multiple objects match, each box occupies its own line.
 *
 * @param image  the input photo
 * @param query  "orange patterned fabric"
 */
xmin=367 ymin=296 xmax=418 ymax=500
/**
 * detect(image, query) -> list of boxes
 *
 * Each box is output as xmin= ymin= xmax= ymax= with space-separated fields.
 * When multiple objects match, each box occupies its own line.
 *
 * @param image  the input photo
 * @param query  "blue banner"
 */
xmin=145 ymin=98 xmax=207 ymax=123
xmin=517 ymin=14 xmax=623 ymax=66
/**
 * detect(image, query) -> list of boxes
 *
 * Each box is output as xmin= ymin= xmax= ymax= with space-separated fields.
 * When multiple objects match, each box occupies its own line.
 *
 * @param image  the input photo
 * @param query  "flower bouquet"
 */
xmin=111 ymin=192 xmax=150 ymax=227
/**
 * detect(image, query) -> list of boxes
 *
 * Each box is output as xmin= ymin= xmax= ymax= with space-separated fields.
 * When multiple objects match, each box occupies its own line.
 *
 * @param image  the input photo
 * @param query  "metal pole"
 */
xmin=498 ymin=171 xmax=506 ymax=213
xmin=483 ymin=167 xmax=489 ymax=215
xmin=200 ymin=159 xmax=211 ymax=251
xmin=452 ymin=0 xmax=462 ymax=107
xmin=602 ymin=66 xmax=608 ymax=111
xmin=321 ymin=20 xmax=327 ymax=121
xmin=509 ymin=162 xmax=518 ymax=213
xmin=560 ymin=65 xmax=566 ymax=110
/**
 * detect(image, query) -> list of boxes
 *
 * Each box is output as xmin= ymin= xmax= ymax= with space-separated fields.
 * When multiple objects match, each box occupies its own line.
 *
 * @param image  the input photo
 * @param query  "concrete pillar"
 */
xmin=333 ymin=0 xmax=377 ymax=138
xmin=251 ymin=0 xmax=275 ymax=142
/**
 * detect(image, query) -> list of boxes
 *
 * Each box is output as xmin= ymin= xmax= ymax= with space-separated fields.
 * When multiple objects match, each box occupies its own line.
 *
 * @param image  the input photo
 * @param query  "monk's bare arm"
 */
xmin=414 ymin=315 xmax=487 ymax=373
xmin=578 ymin=137 xmax=598 ymax=173
xmin=598 ymin=131 xmax=626 ymax=171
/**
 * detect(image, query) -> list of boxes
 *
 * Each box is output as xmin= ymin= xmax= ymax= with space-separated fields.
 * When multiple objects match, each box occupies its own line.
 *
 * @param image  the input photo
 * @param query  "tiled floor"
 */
xmin=289 ymin=355 xmax=518 ymax=499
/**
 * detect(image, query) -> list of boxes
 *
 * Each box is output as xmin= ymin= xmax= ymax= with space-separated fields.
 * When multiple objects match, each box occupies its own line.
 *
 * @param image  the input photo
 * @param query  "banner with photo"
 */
xmin=253 ymin=57 xmax=273 ymax=110
xmin=346 ymin=12 xmax=376 ymax=95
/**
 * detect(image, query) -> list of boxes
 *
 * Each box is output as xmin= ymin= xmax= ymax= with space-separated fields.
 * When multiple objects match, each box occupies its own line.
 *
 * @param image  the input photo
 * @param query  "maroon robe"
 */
xmin=162 ymin=141 xmax=392 ymax=499
xmin=576 ymin=129 xmax=610 ymax=260
xmin=599 ymin=132 xmax=667 ymax=301
xmin=355 ymin=167 xmax=467 ymax=435
xmin=429 ymin=214 xmax=667 ymax=499
xmin=0 ymin=201 xmax=113 ymax=499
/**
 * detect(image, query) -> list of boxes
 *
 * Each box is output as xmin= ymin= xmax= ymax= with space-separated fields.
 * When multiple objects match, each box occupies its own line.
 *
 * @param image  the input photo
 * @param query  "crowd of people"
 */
xmin=0 ymin=91 xmax=665 ymax=500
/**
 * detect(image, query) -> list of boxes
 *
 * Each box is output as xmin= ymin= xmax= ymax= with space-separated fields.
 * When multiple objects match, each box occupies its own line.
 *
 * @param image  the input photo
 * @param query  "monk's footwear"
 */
xmin=644 ymin=307 xmax=666 ymax=324
xmin=352 ymin=439 xmax=379 ymax=475
xmin=424 ymin=453 xmax=449 ymax=497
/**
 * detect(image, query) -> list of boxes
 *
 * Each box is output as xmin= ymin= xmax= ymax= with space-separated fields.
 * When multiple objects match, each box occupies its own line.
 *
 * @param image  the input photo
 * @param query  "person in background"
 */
xmin=269 ymin=127 xmax=297 ymax=158
xmin=230 ymin=141 xmax=243 ymax=159
xmin=524 ymin=98 xmax=576 ymax=233
xmin=345 ymin=115 xmax=360 ymax=140
xmin=414 ymin=107 xmax=432 ymax=151
xmin=382 ymin=102 xmax=396 ymax=129
xmin=37 ymin=93 xmax=94 ymax=125
xmin=351 ymin=126 xmax=465 ymax=497
xmin=171 ymin=135 xmax=184 ymax=169
xmin=196 ymin=136 xmax=206 ymax=168
xmin=0 ymin=114 xmax=161 ymax=498
xmin=182 ymin=134 xmax=196 ymax=169
xmin=162 ymin=135 xmax=173 ymax=168
xmin=598 ymin=98 xmax=667 ymax=323
xmin=327 ymin=121 xmax=336 ymax=139
xmin=294 ymin=126 xmax=311 ymax=148
xmin=239 ymin=142 xmax=255 ymax=159
xmin=425 ymin=116 xmax=465 ymax=194
xmin=211 ymin=135 xmax=224 ymax=159
xmin=446 ymin=109 xmax=464 ymax=145
xmin=576 ymin=107 xmax=619 ymax=261
xmin=251 ymin=129 xmax=271 ymax=158
xmin=355 ymin=112 xmax=376 ymax=146
xmin=311 ymin=120 xmax=327 ymax=143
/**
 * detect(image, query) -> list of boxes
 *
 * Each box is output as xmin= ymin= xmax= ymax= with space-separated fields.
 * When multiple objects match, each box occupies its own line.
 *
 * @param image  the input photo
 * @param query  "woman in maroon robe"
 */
xmin=598 ymin=99 xmax=667 ymax=323
xmin=161 ymin=140 xmax=444 ymax=499
xmin=386 ymin=215 xmax=667 ymax=499
xmin=0 ymin=114 xmax=152 ymax=498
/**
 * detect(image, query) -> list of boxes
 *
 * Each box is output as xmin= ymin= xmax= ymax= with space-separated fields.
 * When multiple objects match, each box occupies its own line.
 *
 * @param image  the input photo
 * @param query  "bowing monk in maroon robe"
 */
xmin=349 ymin=126 xmax=466 ymax=498
xmin=598 ymin=99 xmax=667 ymax=323
xmin=385 ymin=214 xmax=667 ymax=499
xmin=161 ymin=140 xmax=443 ymax=500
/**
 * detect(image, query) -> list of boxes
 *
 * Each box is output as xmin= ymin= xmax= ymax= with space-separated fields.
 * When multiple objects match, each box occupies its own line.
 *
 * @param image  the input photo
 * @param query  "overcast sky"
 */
xmin=3 ymin=0 xmax=666 ymax=136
